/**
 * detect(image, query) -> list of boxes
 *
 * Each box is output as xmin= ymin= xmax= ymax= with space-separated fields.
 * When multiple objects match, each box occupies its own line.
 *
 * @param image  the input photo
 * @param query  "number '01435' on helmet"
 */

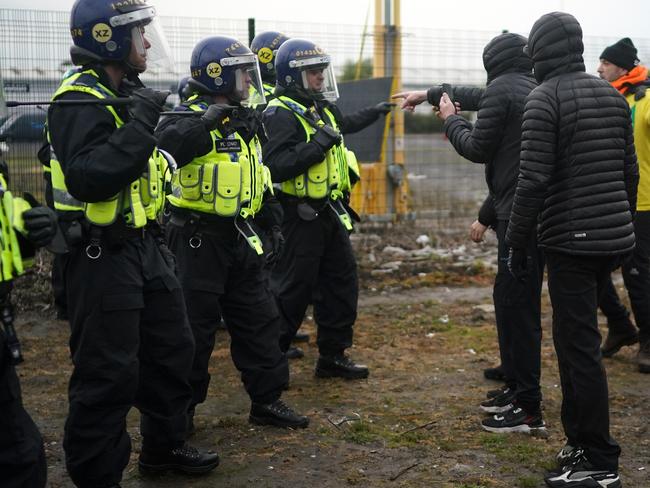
xmin=69 ymin=0 xmax=173 ymax=74
xmin=275 ymin=38 xmax=339 ymax=102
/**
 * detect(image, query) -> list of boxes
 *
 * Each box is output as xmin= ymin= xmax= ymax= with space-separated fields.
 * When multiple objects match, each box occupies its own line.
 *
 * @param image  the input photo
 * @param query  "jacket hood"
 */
xmin=483 ymin=33 xmax=533 ymax=84
xmin=527 ymin=12 xmax=585 ymax=82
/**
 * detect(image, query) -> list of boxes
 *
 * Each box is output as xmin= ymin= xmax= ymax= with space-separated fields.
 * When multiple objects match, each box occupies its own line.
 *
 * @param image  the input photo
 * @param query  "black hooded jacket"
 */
xmin=441 ymin=33 xmax=537 ymax=220
xmin=506 ymin=12 xmax=638 ymax=255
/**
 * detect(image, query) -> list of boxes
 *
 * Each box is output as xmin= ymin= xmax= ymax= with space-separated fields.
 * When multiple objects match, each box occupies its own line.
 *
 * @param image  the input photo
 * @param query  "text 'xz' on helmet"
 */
xmin=190 ymin=36 xmax=266 ymax=107
xmin=275 ymin=38 xmax=339 ymax=102
xmin=250 ymin=31 xmax=289 ymax=84
xmin=69 ymin=0 xmax=173 ymax=73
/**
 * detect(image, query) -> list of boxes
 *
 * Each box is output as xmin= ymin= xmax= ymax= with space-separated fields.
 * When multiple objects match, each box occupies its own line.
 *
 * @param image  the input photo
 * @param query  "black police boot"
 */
xmin=286 ymin=346 xmax=304 ymax=359
xmin=293 ymin=331 xmax=310 ymax=343
xmin=139 ymin=443 xmax=219 ymax=475
xmin=249 ymin=399 xmax=309 ymax=429
xmin=315 ymin=353 xmax=369 ymax=379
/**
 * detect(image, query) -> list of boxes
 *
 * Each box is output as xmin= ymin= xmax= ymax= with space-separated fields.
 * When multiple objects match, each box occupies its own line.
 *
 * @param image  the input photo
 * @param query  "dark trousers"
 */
xmin=51 ymin=254 xmax=68 ymax=319
xmin=493 ymin=221 xmax=544 ymax=413
xmin=270 ymin=203 xmax=358 ymax=356
xmin=545 ymin=251 xmax=622 ymax=471
xmin=167 ymin=219 xmax=288 ymax=406
xmin=63 ymin=235 xmax=194 ymax=488
xmin=0 ymin=331 xmax=47 ymax=488
xmin=598 ymin=274 xmax=633 ymax=329
xmin=621 ymin=211 xmax=650 ymax=342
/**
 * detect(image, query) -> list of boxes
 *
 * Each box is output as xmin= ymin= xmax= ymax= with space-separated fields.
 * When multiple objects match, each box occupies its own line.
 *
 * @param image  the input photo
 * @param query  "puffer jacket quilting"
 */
xmin=506 ymin=12 xmax=638 ymax=256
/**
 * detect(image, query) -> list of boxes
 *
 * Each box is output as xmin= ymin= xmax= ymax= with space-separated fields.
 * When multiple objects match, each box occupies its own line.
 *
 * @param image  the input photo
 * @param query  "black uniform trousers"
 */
xmin=494 ymin=220 xmax=544 ymax=413
xmin=166 ymin=216 xmax=288 ymax=407
xmin=270 ymin=201 xmax=358 ymax=356
xmin=63 ymin=233 xmax=194 ymax=488
xmin=0 ymin=330 xmax=47 ymax=488
xmin=546 ymin=251 xmax=622 ymax=471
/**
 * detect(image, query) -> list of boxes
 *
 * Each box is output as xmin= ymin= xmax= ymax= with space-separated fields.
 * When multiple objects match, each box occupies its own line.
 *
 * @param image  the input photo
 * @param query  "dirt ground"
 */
xmin=11 ymin=226 xmax=650 ymax=488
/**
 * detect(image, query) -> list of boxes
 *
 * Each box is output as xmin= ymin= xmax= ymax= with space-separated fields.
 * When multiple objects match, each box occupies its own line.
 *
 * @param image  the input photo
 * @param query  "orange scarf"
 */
xmin=612 ymin=65 xmax=649 ymax=95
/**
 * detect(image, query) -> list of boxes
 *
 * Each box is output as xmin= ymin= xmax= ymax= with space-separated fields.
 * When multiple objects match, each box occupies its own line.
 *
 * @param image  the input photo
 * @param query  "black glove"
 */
xmin=157 ymin=239 xmax=177 ymax=274
xmin=507 ymin=247 xmax=528 ymax=283
xmin=265 ymin=226 xmax=285 ymax=266
xmin=129 ymin=88 xmax=170 ymax=132
xmin=200 ymin=103 xmax=233 ymax=131
xmin=374 ymin=102 xmax=395 ymax=115
xmin=311 ymin=124 xmax=341 ymax=152
xmin=23 ymin=206 xmax=58 ymax=247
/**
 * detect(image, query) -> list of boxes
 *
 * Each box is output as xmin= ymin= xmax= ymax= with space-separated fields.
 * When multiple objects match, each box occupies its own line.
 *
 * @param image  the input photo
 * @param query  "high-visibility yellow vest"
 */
xmin=48 ymin=69 xmax=168 ymax=228
xmin=0 ymin=174 xmax=33 ymax=281
xmin=266 ymin=95 xmax=358 ymax=200
xmin=168 ymin=97 xmax=271 ymax=220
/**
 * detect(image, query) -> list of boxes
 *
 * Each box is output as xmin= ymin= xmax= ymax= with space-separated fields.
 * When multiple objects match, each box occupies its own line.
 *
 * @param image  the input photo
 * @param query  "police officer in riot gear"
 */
xmin=155 ymin=35 xmax=309 ymax=430
xmin=0 ymin=159 xmax=59 ymax=488
xmin=250 ymin=31 xmax=290 ymax=105
xmin=47 ymin=1 xmax=218 ymax=486
xmin=262 ymin=38 xmax=392 ymax=379
xmin=251 ymin=30 xmax=313 ymax=357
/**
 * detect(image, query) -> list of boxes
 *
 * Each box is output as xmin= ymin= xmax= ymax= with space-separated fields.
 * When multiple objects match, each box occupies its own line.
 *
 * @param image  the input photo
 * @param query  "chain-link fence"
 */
xmin=1 ymin=9 xmax=648 ymax=231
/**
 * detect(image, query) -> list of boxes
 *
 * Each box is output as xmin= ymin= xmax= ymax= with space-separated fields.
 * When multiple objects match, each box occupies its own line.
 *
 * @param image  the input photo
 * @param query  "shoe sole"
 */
xmin=479 ymin=403 xmax=514 ymax=413
xmin=314 ymin=368 xmax=369 ymax=380
xmin=602 ymin=335 xmax=638 ymax=357
xmin=544 ymin=474 xmax=621 ymax=488
xmin=249 ymin=415 xmax=309 ymax=429
xmin=138 ymin=459 xmax=219 ymax=475
xmin=482 ymin=423 xmax=547 ymax=435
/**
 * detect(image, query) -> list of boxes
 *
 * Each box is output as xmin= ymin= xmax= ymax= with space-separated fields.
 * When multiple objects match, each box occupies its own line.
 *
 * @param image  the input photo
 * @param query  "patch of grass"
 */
xmin=341 ymin=421 xmax=381 ymax=444
xmin=480 ymin=433 xmax=549 ymax=468
xmin=517 ymin=475 xmax=540 ymax=488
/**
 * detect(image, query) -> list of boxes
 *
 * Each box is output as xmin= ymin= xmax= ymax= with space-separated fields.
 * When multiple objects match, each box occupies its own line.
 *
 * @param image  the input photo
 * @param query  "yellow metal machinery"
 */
xmin=349 ymin=0 xmax=409 ymax=219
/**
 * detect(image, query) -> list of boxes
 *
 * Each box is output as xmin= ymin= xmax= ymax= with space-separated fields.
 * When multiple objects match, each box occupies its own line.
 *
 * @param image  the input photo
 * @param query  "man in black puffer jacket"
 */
xmin=396 ymin=33 xmax=545 ymax=433
xmin=506 ymin=12 xmax=637 ymax=488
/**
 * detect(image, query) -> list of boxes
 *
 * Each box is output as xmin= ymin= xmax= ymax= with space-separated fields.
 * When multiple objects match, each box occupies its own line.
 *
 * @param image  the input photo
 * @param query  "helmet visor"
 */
xmin=294 ymin=56 xmax=338 ymax=102
xmin=222 ymin=54 xmax=266 ymax=107
xmin=111 ymin=7 xmax=173 ymax=73
xmin=131 ymin=16 xmax=174 ymax=72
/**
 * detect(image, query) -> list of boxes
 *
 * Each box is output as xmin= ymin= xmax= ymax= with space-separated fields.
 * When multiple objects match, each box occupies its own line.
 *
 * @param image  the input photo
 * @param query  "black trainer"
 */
xmin=249 ymin=399 xmax=309 ymax=429
xmin=293 ymin=331 xmax=310 ymax=343
xmin=481 ymin=405 xmax=546 ymax=434
xmin=546 ymin=445 xmax=584 ymax=476
xmin=544 ymin=453 xmax=621 ymax=488
xmin=479 ymin=388 xmax=515 ymax=413
xmin=486 ymin=385 xmax=510 ymax=399
xmin=315 ymin=354 xmax=369 ymax=379
xmin=483 ymin=364 xmax=506 ymax=381
xmin=286 ymin=346 xmax=304 ymax=359
xmin=139 ymin=443 xmax=219 ymax=475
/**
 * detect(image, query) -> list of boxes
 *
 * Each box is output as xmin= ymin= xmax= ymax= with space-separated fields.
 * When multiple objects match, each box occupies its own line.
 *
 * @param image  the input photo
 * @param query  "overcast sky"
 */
xmin=1 ymin=0 xmax=648 ymax=40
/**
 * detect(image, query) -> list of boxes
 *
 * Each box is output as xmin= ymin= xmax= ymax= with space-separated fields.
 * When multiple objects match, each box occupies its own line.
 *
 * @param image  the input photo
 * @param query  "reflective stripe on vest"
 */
xmin=48 ymin=69 xmax=167 ymax=227
xmin=265 ymin=96 xmax=352 ymax=199
xmin=168 ymin=97 xmax=270 ymax=219
xmin=0 ymin=174 xmax=29 ymax=281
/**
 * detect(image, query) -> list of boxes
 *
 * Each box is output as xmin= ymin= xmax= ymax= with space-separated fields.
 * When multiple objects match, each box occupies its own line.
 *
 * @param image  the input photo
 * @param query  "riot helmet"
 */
xmin=250 ymin=31 xmax=289 ymax=84
xmin=275 ymin=38 xmax=338 ymax=102
xmin=189 ymin=36 xmax=265 ymax=107
xmin=69 ymin=0 xmax=173 ymax=74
